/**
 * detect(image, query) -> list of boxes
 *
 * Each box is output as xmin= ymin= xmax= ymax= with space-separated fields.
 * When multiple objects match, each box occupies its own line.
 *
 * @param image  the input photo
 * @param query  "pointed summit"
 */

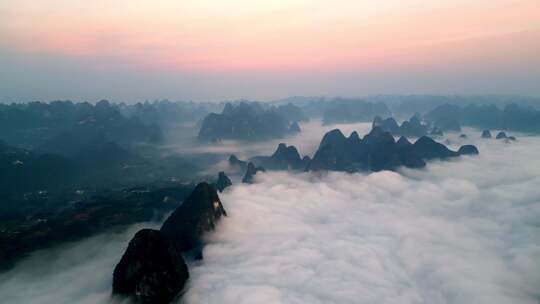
xmin=242 ymin=162 xmax=265 ymax=184
xmin=216 ymin=171 xmax=232 ymax=192
xmin=160 ymin=182 xmax=226 ymax=251
xmin=319 ymin=129 xmax=347 ymax=149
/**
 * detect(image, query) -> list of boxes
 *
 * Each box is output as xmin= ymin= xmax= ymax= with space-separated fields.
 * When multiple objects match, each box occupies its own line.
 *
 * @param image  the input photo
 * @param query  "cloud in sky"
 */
xmin=0 ymin=0 xmax=539 ymax=101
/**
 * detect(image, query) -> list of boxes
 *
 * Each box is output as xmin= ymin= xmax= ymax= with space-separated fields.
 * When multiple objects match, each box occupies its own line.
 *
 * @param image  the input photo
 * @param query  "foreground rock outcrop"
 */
xmin=112 ymin=229 xmax=189 ymax=304
xmin=160 ymin=182 xmax=227 ymax=251
xmin=113 ymin=182 xmax=227 ymax=303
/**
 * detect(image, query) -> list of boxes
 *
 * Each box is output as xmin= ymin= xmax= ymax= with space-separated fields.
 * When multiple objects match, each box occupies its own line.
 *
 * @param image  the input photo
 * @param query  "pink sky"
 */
xmin=0 ymin=0 xmax=539 ymax=101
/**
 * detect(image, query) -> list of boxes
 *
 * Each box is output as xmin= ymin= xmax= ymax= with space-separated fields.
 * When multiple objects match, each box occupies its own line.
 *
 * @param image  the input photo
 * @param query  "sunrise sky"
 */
xmin=1 ymin=0 xmax=539 ymax=102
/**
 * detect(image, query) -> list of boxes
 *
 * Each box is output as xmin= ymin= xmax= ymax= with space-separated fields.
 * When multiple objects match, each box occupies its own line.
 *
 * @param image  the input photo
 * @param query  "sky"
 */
xmin=1 ymin=0 xmax=539 ymax=102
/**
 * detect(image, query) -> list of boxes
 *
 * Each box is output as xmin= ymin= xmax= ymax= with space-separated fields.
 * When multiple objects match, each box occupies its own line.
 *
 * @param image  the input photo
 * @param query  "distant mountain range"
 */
xmin=198 ymin=102 xmax=304 ymax=142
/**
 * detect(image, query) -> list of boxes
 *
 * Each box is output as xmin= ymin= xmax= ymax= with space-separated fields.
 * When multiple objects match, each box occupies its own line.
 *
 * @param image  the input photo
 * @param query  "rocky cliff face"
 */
xmin=113 ymin=182 xmax=227 ymax=303
xmin=242 ymin=162 xmax=266 ymax=184
xmin=160 ymin=182 xmax=227 ymax=251
xmin=216 ymin=171 xmax=232 ymax=192
xmin=112 ymin=229 xmax=189 ymax=304
xmin=249 ymin=143 xmax=307 ymax=171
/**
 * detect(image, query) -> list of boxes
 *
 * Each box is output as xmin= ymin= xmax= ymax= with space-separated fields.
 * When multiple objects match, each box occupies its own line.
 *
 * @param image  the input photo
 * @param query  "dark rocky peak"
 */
xmin=396 ymin=136 xmax=412 ymax=147
xmin=458 ymin=145 xmax=479 ymax=155
xmin=372 ymin=116 xmax=400 ymax=134
xmin=112 ymin=229 xmax=189 ymax=304
xmin=216 ymin=171 xmax=232 ymax=192
xmin=459 ymin=134 xmax=468 ymax=139
xmin=272 ymin=143 xmax=301 ymax=163
xmin=347 ymin=131 xmax=362 ymax=145
xmin=319 ymin=129 xmax=347 ymax=149
xmin=373 ymin=115 xmax=428 ymax=137
xmin=507 ymin=136 xmax=517 ymax=141
xmin=242 ymin=162 xmax=266 ymax=184
xmin=222 ymin=101 xmax=259 ymax=116
xmin=198 ymin=101 xmax=292 ymax=141
xmin=160 ymin=182 xmax=226 ymax=252
xmin=363 ymin=127 xmax=395 ymax=147
xmin=248 ymin=143 xmax=307 ymax=171
xmin=496 ymin=131 xmax=507 ymax=139
xmin=289 ymin=121 xmax=301 ymax=133
xmin=481 ymin=130 xmax=492 ymax=138
xmin=412 ymin=136 xmax=459 ymax=159
xmin=95 ymin=99 xmax=112 ymax=109
xmin=229 ymin=154 xmax=247 ymax=170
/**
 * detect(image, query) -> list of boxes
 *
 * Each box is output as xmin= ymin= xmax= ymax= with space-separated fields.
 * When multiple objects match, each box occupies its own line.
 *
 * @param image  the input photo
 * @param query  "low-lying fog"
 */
xmin=164 ymin=119 xmax=374 ymax=176
xmin=1 ymin=121 xmax=539 ymax=304
xmin=164 ymin=120 xmax=372 ymax=157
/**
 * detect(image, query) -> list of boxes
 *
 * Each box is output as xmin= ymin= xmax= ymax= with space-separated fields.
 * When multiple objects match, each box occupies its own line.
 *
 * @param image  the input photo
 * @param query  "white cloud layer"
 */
xmin=184 ymin=134 xmax=540 ymax=304
xmin=0 ymin=126 xmax=539 ymax=304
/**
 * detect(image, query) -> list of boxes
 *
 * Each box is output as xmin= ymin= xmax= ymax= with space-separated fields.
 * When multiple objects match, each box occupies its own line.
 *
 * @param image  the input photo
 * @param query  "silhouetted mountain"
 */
xmin=0 ymin=100 xmax=163 ymax=152
xmin=113 ymin=229 xmax=189 ymax=304
xmin=426 ymin=103 xmax=540 ymax=133
xmin=216 ymin=171 xmax=232 ymax=192
xmin=198 ymin=102 xmax=300 ymax=141
xmin=307 ymin=127 xmax=477 ymax=172
xmin=160 ymin=183 xmax=227 ymax=252
xmin=113 ymin=183 xmax=228 ymax=303
xmin=249 ymin=143 xmax=308 ymax=170
xmin=458 ymin=145 xmax=479 ymax=155
xmin=373 ymin=116 xmax=400 ymax=134
xmin=322 ymin=99 xmax=391 ymax=124
xmin=372 ymin=116 xmax=429 ymax=137
xmin=119 ymin=100 xmax=219 ymax=127
xmin=242 ymin=162 xmax=266 ymax=183
xmin=229 ymin=154 xmax=247 ymax=170
xmin=412 ymin=136 xmax=459 ymax=159
xmin=289 ymin=121 xmax=301 ymax=133
xmin=496 ymin=131 xmax=507 ymax=139
xmin=275 ymin=103 xmax=309 ymax=122
xmin=481 ymin=130 xmax=492 ymax=138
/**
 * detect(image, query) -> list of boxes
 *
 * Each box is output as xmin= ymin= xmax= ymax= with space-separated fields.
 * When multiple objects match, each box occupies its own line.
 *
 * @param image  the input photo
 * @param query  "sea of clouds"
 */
xmin=0 ymin=123 xmax=539 ymax=304
xmin=184 ymin=132 xmax=540 ymax=304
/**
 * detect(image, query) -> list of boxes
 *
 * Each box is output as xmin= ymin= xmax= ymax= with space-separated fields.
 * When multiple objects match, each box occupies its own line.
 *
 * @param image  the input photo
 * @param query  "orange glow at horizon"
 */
xmin=1 ymin=0 xmax=539 ymax=73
